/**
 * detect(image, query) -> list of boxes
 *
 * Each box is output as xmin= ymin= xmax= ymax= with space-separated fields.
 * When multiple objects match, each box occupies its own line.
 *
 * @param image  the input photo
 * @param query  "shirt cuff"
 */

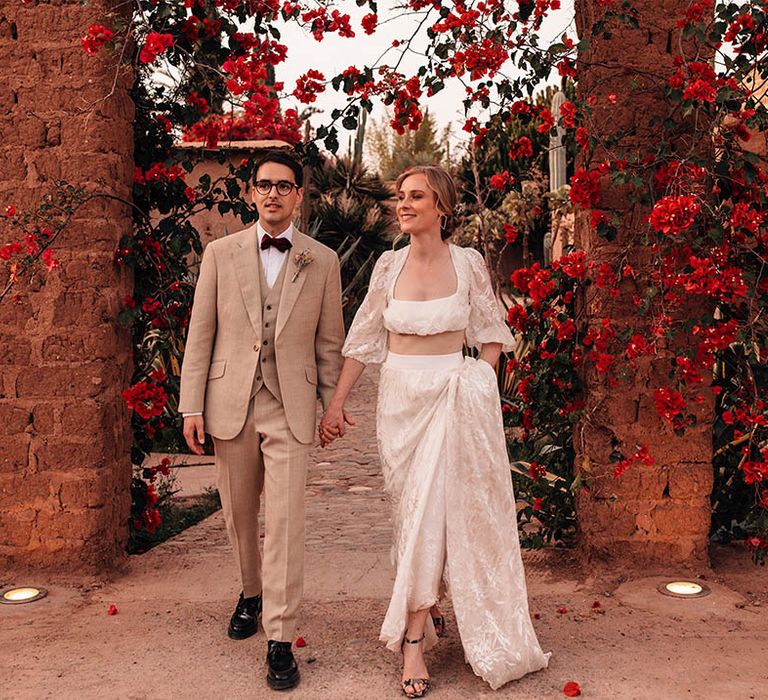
xmin=183 ymin=412 xmax=203 ymax=417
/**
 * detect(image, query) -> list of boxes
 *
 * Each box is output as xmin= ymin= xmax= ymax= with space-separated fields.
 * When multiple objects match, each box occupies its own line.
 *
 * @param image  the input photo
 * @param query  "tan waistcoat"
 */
xmin=251 ymin=252 xmax=288 ymax=401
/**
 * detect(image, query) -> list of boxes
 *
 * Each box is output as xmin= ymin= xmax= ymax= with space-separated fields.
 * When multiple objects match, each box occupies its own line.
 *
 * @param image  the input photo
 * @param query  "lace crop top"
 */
xmin=342 ymin=244 xmax=515 ymax=364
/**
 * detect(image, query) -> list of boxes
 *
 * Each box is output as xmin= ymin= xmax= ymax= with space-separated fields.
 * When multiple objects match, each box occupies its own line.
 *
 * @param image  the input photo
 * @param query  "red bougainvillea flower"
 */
xmin=559 ymin=101 xmax=576 ymax=128
xmin=557 ymin=57 xmax=576 ymax=78
xmin=653 ymin=388 xmax=686 ymax=425
xmin=490 ymin=170 xmax=513 ymax=191
xmin=648 ymin=195 xmax=701 ymax=236
xmin=613 ymin=458 xmax=633 ymax=478
xmin=683 ymin=78 xmax=717 ymax=103
xmin=729 ymin=201 xmax=764 ymax=234
xmin=503 ymin=223 xmax=519 ymax=244
xmin=507 ymin=305 xmax=529 ymax=331
xmin=569 ymin=168 xmax=601 ymax=208
xmin=509 ymin=136 xmax=534 ymax=160
xmin=450 ymin=37 xmax=508 ymax=80
xmin=293 ymin=69 xmax=326 ymax=103
xmin=563 ymin=681 xmax=582 ymax=697
xmin=122 ymin=381 xmax=168 ymax=420
xmin=301 ymin=7 xmax=355 ymax=41
xmin=142 ymin=507 xmax=161 ymax=533
xmin=295 ymin=636 xmax=307 ymax=647
xmin=537 ymin=107 xmax=555 ymax=133
xmin=4 ymin=205 xmax=16 ymax=217
xmin=139 ymin=33 xmax=174 ymax=64
xmin=677 ymin=0 xmax=713 ymax=28
xmin=614 ymin=445 xmax=654 ymax=477
xmin=556 ymin=319 xmax=577 ymax=342
xmin=41 ymin=249 xmax=59 ymax=271
xmin=188 ymin=92 xmax=210 ymax=114
xmin=0 ymin=242 xmax=23 ymax=261
xmin=361 ymin=13 xmax=378 ymax=34
xmin=590 ymin=209 xmax=607 ymax=229
xmin=626 ymin=333 xmax=655 ymax=360
xmin=575 ymin=126 xmax=589 ymax=150
xmin=510 ymin=100 xmax=530 ymax=115
xmin=81 ymin=24 xmax=113 ymax=56
xmin=742 ymin=461 xmax=768 ymax=485
xmin=552 ymin=250 xmax=587 ymax=279
xmin=107 ymin=604 xmax=119 ymax=615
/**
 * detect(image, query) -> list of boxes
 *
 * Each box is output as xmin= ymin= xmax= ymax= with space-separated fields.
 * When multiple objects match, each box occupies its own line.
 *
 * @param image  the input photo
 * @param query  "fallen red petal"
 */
xmin=556 ymin=607 xmax=568 ymax=614
xmin=592 ymin=600 xmax=602 ymax=609
xmin=533 ymin=612 xmax=541 ymax=620
xmin=563 ymin=680 xmax=581 ymax=696
xmin=107 ymin=604 xmax=118 ymax=616
xmin=295 ymin=636 xmax=307 ymax=647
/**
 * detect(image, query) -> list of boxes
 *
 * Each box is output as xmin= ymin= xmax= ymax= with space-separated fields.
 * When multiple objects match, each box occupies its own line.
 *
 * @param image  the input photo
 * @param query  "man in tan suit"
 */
xmin=179 ymin=150 xmax=346 ymax=691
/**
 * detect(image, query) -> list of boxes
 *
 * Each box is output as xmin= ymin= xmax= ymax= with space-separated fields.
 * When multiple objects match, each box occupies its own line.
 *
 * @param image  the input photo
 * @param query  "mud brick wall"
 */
xmin=0 ymin=0 xmax=134 ymax=571
xmin=573 ymin=0 xmax=715 ymax=567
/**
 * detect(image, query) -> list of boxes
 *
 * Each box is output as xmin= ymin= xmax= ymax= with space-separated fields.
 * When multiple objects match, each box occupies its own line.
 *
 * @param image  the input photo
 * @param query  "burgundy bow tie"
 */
xmin=260 ymin=234 xmax=292 ymax=253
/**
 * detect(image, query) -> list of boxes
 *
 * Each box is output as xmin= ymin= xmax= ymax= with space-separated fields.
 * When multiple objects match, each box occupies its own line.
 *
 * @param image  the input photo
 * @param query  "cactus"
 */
xmin=549 ymin=91 xmax=567 ymax=192
xmin=353 ymin=109 xmax=368 ymax=167
xmin=545 ymin=90 xmax=568 ymax=264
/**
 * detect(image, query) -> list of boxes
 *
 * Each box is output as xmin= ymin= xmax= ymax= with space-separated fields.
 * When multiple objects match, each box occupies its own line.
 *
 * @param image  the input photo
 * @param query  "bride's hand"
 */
xmin=319 ymin=403 xmax=356 ymax=447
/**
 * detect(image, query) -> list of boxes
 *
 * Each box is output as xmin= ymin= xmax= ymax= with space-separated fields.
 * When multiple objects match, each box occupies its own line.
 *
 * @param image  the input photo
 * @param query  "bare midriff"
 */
xmin=388 ymin=329 xmax=466 ymax=355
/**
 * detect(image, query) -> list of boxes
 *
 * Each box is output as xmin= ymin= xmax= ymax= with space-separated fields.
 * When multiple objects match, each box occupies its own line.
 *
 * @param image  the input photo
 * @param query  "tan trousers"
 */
xmin=213 ymin=389 xmax=310 ymax=642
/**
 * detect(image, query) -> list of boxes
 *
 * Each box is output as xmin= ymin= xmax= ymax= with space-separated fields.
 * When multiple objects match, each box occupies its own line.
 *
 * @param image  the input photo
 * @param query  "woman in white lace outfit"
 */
xmin=320 ymin=166 xmax=549 ymax=697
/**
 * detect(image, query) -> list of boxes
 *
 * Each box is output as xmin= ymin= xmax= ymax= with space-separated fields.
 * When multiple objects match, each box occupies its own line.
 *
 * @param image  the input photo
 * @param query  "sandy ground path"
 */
xmin=2 ymin=368 xmax=767 ymax=699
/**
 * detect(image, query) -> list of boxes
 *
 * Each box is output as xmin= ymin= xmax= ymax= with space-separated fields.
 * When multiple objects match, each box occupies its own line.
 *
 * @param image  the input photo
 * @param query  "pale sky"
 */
xmin=253 ymin=1 xmax=577 ymax=143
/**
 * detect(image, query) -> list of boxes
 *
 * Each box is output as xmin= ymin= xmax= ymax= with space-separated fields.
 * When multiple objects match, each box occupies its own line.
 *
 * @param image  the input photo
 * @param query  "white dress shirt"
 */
xmin=258 ymin=221 xmax=293 ymax=288
xmin=183 ymin=222 xmax=294 ymax=418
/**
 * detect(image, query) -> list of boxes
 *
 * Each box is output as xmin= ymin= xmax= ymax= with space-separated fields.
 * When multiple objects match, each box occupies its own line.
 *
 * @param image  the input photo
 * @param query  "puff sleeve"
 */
xmin=465 ymin=248 xmax=516 ymax=352
xmin=342 ymin=250 xmax=392 ymax=365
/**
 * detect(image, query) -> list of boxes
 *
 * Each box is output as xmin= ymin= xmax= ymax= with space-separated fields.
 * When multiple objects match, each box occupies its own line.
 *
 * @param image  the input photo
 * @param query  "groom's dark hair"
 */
xmin=253 ymin=150 xmax=304 ymax=188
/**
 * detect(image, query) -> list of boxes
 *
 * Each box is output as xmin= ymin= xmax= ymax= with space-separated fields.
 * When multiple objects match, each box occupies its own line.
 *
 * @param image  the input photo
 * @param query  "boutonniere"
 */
xmin=292 ymin=249 xmax=314 ymax=282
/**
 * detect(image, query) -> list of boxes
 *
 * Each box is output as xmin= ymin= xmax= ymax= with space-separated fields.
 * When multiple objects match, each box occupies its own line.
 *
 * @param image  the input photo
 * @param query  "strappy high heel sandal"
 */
xmin=401 ymin=634 xmax=431 ymax=698
xmin=430 ymin=606 xmax=446 ymax=638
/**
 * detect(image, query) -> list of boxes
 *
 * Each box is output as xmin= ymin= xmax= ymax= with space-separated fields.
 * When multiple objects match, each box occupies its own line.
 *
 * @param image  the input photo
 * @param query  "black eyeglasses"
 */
xmin=254 ymin=179 xmax=300 ymax=196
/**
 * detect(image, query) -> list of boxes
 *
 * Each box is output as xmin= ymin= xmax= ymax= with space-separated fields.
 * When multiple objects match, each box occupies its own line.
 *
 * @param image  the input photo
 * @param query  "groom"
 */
xmin=179 ymin=150 xmax=345 ymax=691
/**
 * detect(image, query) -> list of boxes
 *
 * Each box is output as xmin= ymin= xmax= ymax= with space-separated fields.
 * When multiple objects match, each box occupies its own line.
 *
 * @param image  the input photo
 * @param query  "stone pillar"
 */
xmin=0 ymin=1 xmax=134 ymax=571
xmin=573 ymin=0 xmax=714 ymax=567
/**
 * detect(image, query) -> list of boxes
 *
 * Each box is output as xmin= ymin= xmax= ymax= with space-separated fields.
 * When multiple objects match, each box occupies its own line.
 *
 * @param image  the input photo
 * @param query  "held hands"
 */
xmin=319 ymin=403 xmax=355 ymax=447
xmin=183 ymin=415 xmax=206 ymax=455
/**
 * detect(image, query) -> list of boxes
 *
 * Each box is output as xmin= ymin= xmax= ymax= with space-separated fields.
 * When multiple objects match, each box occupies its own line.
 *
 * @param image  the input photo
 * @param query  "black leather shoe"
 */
xmin=266 ymin=640 xmax=300 ymax=691
xmin=227 ymin=592 xmax=262 ymax=640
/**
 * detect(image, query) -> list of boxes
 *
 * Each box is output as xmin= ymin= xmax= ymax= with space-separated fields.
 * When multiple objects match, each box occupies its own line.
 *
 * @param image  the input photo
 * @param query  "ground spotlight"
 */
xmin=0 ymin=586 xmax=48 ymax=605
xmin=656 ymin=580 xmax=711 ymax=599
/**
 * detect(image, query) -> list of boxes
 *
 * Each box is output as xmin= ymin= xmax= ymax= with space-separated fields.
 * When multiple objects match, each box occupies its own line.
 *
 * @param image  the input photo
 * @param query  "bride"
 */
xmin=320 ymin=165 xmax=550 ymax=696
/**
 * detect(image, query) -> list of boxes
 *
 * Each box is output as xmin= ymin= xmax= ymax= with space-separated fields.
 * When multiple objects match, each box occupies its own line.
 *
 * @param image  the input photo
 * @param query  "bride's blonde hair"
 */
xmin=395 ymin=165 xmax=459 ymax=240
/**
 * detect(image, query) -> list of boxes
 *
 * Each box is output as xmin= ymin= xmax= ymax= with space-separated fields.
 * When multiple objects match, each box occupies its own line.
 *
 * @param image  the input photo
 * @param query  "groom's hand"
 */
xmin=183 ymin=415 xmax=206 ymax=455
xmin=319 ymin=403 xmax=353 ymax=447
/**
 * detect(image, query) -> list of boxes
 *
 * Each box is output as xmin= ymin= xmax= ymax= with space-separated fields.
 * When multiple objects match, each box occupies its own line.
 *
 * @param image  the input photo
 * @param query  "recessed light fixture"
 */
xmin=657 ymin=580 xmax=711 ymax=599
xmin=0 ymin=586 xmax=48 ymax=605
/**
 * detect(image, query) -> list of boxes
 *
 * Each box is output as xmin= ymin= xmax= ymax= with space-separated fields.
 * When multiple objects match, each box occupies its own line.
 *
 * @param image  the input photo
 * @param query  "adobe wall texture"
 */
xmin=0 ymin=0 xmax=134 ymax=572
xmin=573 ymin=0 xmax=714 ymax=567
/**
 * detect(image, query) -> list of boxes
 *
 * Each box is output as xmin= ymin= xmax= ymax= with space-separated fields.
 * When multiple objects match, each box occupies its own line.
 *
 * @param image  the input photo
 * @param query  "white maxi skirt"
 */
xmin=377 ymin=351 xmax=550 ymax=690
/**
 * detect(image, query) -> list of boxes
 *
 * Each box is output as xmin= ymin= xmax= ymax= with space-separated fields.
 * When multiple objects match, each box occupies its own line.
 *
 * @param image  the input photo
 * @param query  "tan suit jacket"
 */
xmin=178 ymin=225 xmax=345 ymax=444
